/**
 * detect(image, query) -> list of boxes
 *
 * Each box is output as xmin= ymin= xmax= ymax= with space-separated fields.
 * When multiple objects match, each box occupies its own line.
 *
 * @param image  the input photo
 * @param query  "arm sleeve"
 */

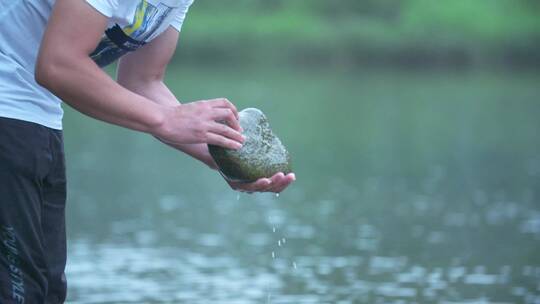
xmin=85 ymin=0 xmax=118 ymax=18
xmin=170 ymin=0 xmax=195 ymax=32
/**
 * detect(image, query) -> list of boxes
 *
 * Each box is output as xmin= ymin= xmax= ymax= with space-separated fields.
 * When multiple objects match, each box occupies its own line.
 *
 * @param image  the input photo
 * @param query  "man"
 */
xmin=0 ymin=0 xmax=296 ymax=302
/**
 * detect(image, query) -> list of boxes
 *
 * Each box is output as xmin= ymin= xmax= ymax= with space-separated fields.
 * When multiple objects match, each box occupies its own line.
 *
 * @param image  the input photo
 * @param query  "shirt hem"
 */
xmin=0 ymin=113 xmax=62 ymax=130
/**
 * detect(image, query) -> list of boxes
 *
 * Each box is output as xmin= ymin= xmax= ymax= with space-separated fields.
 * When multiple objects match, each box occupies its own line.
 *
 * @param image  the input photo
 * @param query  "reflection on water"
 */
xmin=66 ymin=198 xmax=540 ymax=303
xmin=64 ymin=68 xmax=540 ymax=303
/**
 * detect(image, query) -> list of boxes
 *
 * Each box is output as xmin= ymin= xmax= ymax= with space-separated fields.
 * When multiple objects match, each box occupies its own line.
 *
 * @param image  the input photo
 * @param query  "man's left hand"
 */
xmin=227 ymin=172 xmax=296 ymax=193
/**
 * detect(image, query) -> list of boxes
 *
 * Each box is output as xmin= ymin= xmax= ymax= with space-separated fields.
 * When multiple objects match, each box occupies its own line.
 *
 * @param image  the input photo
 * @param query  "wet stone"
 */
xmin=209 ymin=108 xmax=292 ymax=183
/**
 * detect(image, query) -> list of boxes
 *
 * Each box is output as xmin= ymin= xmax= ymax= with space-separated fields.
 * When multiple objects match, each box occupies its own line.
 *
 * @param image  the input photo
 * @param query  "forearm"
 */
xmin=157 ymin=137 xmax=218 ymax=170
xmin=119 ymin=77 xmax=217 ymax=169
xmin=36 ymin=55 xmax=165 ymax=135
xmin=36 ymin=0 xmax=241 ymax=165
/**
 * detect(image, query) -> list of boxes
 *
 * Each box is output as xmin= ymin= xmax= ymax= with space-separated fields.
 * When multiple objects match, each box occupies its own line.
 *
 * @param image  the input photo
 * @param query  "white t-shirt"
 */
xmin=0 ymin=0 xmax=194 ymax=130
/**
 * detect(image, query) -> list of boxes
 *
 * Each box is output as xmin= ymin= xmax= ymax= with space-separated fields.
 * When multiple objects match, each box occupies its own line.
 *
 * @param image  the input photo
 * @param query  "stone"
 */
xmin=208 ymin=108 xmax=292 ymax=183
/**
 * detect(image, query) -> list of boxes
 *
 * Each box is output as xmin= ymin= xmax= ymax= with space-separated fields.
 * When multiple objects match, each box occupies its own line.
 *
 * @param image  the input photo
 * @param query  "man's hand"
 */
xmin=227 ymin=172 xmax=296 ymax=193
xmin=153 ymin=98 xmax=245 ymax=150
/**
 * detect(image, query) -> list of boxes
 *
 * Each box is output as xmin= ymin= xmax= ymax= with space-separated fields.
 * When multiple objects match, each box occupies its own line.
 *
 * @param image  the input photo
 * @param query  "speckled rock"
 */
xmin=208 ymin=108 xmax=291 ymax=183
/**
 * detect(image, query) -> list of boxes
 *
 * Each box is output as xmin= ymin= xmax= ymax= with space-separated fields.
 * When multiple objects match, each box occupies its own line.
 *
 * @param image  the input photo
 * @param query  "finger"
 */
xmin=268 ymin=172 xmax=296 ymax=193
xmin=235 ymin=178 xmax=272 ymax=192
xmin=267 ymin=172 xmax=287 ymax=193
xmin=207 ymin=133 xmax=242 ymax=150
xmin=276 ymin=174 xmax=296 ymax=193
xmin=209 ymin=122 xmax=244 ymax=144
xmin=207 ymin=98 xmax=239 ymax=119
xmin=251 ymin=178 xmax=273 ymax=191
xmin=210 ymin=108 xmax=242 ymax=131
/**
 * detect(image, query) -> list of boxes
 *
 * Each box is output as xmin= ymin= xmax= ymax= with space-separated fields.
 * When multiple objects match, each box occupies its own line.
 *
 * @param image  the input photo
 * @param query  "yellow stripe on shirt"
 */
xmin=123 ymin=0 xmax=149 ymax=35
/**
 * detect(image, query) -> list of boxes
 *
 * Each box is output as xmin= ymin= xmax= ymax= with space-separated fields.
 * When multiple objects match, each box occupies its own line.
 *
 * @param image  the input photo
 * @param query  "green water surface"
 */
xmin=63 ymin=66 xmax=540 ymax=303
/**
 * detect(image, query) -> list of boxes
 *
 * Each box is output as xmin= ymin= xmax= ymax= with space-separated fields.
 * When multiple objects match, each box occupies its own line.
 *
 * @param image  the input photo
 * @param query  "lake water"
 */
xmin=63 ymin=66 xmax=540 ymax=303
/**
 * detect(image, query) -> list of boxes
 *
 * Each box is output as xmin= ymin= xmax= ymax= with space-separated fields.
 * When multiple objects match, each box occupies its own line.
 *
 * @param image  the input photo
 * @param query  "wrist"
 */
xmin=146 ymin=104 xmax=169 ymax=137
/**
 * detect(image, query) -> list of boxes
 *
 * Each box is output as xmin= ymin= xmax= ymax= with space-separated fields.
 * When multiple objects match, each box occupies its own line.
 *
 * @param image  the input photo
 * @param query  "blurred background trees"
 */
xmin=175 ymin=0 xmax=540 ymax=68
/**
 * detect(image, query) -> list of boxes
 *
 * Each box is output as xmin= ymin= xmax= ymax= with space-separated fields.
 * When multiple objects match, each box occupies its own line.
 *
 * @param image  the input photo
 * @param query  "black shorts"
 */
xmin=0 ymin=117 xmax=67 ymax=304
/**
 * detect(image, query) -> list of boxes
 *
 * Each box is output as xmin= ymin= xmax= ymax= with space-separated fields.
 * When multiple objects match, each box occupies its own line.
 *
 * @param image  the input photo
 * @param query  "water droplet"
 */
xmin=293 ymin=262 xmax=297 ymax=269
xmin=272 ymin=251 xmax=275 ymax=259
xmin=275 ymin=193 xmax=280 ymax=198
xmin=282 ymin=238 xmax=286 ymax=244
xmin=272 ymin=227 xmax=276 ymax=233
xmin=236 ymin=193 xmax=240 ymax=201
xmin=278 ymin=240 xmax=281 ymax=247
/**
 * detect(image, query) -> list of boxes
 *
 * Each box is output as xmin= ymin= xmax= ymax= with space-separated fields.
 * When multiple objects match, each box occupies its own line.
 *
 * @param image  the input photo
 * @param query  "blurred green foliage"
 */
xmin=175 ymin=0 xmax=540 ymax=68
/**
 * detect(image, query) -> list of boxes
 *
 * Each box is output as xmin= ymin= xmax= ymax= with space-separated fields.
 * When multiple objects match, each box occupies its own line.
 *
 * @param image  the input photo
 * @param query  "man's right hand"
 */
xmin=153 ymin=98 xmax=245 ymax=150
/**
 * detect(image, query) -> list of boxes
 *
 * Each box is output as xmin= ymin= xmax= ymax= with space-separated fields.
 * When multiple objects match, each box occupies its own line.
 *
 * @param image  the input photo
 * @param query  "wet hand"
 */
xmin=154 ymin=98 xmax=244 ymax=149
xmin=227 ymin=172 xmax=296 ymax=193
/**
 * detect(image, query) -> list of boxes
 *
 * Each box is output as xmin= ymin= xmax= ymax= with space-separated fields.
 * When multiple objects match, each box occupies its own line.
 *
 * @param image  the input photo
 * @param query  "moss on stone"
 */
xmin=208 ymin=108 xmax=292 ymax=183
